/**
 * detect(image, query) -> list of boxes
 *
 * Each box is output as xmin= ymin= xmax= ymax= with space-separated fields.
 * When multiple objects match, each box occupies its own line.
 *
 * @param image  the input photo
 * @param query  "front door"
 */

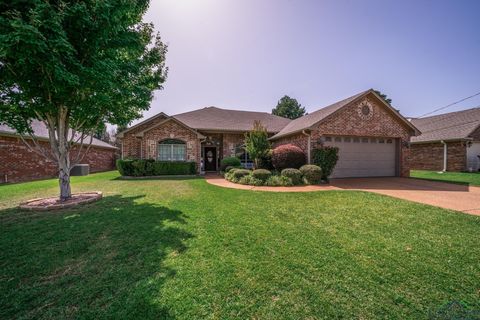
xmin=204 ymin=147 xmax=217 ymax=171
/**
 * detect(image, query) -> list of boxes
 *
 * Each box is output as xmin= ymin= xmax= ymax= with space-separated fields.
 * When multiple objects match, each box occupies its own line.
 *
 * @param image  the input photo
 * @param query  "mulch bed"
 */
xmin=19 ymin=192 xmax=102 ymax=211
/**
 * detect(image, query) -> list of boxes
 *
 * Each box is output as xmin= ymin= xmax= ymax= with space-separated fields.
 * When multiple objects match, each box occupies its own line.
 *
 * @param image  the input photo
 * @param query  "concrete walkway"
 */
xmin=205 ymin=175 xmax=480 ymax=216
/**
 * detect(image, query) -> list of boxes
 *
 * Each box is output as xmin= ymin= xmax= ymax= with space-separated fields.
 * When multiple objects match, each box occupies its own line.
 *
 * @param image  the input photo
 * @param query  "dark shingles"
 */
xmin=411 ymin=108 xmax=480 ymax=143
xmin=173 ymin=107 xmax=291 ymax=133
xmin=0 ymin=120 xmax=116 ymax=149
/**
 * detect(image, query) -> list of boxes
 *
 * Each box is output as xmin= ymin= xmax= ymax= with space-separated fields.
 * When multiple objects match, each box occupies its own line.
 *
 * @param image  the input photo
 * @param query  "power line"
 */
xmin=417 ymin=90 xmax=480 ymax=118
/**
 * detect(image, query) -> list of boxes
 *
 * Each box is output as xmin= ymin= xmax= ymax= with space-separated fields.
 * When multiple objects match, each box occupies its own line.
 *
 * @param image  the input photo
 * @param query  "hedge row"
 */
xmin=117 ymin=159 xmax=197 ymax=176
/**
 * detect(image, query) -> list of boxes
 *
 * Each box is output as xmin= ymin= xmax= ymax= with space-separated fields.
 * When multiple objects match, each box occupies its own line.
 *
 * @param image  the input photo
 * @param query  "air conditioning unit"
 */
xmin=71 ymin=164 xmax=89 ymax=176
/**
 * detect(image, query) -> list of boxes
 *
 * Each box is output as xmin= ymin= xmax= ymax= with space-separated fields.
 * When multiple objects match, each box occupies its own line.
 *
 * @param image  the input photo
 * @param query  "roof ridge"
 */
xmin=415 ymin=106 xmax=480 ymax=121
xmin=173 ymin=106 xmax=291 ymax=120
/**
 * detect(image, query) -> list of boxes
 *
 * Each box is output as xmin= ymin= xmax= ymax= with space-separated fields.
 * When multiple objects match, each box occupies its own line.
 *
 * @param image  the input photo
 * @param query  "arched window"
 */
xmin=158 ymin=139 xmax=186 ymax=161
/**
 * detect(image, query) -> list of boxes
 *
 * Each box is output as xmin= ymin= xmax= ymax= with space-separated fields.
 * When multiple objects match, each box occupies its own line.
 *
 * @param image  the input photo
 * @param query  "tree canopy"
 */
xmin=272 ymin=95 xmax=307 ymax=120
xmin=374 ymin=90 xmax=392 ymax=105
xmin=0 ymin=0 xmax=167 ymax=199
xmin=244 ymin=121 xmax=271 ymax=169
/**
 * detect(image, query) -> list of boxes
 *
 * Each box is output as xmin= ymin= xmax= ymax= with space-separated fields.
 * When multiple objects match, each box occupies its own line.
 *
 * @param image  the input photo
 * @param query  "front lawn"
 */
xmin=1 ymin=171 xmax=479 ymax=319
xmin=411 ymin=170 xmax=480 ymax=186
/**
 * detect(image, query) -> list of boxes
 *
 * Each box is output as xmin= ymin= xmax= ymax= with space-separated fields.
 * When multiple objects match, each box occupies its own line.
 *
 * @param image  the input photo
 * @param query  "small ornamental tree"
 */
xmin=0 ymin=0 xmax=167 ymax=201
xmin=312 ymin=146 xmax=339 ymax=181
xmin=244 ymin=121 xmax=271 ymax=169
xmin=272 ymin=95 xmax=307 ymax=119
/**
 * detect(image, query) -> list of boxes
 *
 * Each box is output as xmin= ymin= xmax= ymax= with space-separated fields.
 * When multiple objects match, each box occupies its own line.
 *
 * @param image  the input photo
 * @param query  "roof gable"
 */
xmin=134 ymin=117 xmax=205 ymax=138
xmin=117 ymin=112 xmax=169 ymax=138
xmin=271 ymin=89 xmax=418 ymax=140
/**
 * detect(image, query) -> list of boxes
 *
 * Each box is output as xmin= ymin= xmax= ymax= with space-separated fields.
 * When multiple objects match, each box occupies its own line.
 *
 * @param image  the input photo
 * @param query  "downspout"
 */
xmin=302 ymin=130 xmax=311 ymax=164
xmin=440 ymin=140 xmax=447 ymax=172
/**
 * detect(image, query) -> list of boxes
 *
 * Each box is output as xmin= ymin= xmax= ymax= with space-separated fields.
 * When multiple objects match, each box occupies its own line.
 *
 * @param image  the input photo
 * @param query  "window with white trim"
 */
xmin=158 ymin=139 xmax=186 ymax=161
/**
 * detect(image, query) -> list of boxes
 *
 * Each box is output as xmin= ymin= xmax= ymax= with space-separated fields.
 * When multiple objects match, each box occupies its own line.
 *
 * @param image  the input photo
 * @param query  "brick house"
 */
xmin=0 ymin=121 xmax=117 ymax=183
xmin=119 ymin=89 xmax=419 ymax=178
xmin=410 ymin=108 xmax=480 ymax=172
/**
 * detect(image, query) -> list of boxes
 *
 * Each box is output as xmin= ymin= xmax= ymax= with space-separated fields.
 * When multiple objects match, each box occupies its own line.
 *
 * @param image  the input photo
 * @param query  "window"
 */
xmin=235 ymin=144 xmax=252 ymax=168
xmin=344 ymin=137 xmax=351 ymax=143
xmin=158 ymin=139 xmax=186 ymax=161
xmin=362 ymin=138 xmax=369 ymax=143
xmin=335 ymin=137 xmax=342 ymax=142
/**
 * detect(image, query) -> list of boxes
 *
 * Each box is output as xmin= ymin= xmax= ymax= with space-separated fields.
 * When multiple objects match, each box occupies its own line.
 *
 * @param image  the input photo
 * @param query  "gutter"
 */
xmin=301 ymin=130 xmax=311 ymax=164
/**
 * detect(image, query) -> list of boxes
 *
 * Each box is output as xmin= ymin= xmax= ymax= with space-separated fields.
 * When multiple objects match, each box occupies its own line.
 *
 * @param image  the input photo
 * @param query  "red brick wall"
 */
xmin=120 ymin=115 xmax=169 ymax=159
xmin=272 ymin=93 xmax=415 ymax=177
xmin=272 ymin=133 xmax=309 ymax=151
xmin=410 ymin=141 xmax=467 ymax=171
xmin=121 ymin=119 xmax=201 ymax=172
xmin=0 ymin=135 xmax=116 ymax=183
xmin=142 ymin=121 xmax=200 ymax=163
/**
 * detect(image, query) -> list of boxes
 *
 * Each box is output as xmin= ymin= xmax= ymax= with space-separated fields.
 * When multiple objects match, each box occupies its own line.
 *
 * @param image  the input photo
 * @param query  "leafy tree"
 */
xmin=374 ymin=90 xmax=392 ymax=105
xmin=244 ymin=121 xmax=271 ymax=169
xmin=0 ymin=0 xmax=167 ymax=200
xmin=272 ymin=95 xmax=307 ymax=119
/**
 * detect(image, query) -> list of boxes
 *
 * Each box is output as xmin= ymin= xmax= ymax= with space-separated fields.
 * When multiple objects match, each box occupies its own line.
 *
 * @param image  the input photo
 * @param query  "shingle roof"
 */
xmin=0 ymin=120 xmax=116 ymax=149
xmin=172 ymin=107 xmax=291 ymax=133
xmin=271 ymin=90 xmax=370 ymax=139
xmin=410 ymin=108 xmax=480 ymax=143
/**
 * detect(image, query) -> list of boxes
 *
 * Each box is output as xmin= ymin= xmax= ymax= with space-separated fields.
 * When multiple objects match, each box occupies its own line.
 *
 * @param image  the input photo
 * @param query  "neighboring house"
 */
xmin=119 ymin=89 xmax=420 ymax=178
xmin=410 ymin=108 xmax=480 ymax=172
xmin=0 ymin=121 xmax=117 ymax=183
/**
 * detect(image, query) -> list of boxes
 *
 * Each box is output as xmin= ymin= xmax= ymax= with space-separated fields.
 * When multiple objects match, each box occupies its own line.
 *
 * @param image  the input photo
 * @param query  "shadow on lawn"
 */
xmin=0 ymin=195 xmax=192 ymax=319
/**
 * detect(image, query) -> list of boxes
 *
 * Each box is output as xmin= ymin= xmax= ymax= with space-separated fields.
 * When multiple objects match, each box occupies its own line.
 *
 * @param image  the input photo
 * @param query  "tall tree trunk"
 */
xmin=46 ymin=107 xmax=73 ymax=201
xmin=58 ymin=149 xmax=71 ymax=201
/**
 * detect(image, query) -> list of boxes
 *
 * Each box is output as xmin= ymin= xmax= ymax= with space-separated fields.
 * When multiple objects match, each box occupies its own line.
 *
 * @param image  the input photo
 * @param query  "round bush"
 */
xmin=271 ymin=144 xmax=306 ymax=170
xmin=251 ymin=169 xmax=272 ymax=181
xmin=220 ymin=157 xmax=241 ymax=171
xmin=232 ymin=169 xmax=251 ymax=180
xmin=225 ymin=165 xmax=241 ymax=173
xmin=239 ymin=175 xmax=264 ymax=186
xmin=299 ymin=165 xmax=322 ymax=185
xmin=281 ymin=168 xmax=303 ymax=185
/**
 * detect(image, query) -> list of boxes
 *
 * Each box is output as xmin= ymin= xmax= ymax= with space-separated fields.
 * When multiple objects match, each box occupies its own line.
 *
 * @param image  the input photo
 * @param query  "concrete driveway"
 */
xmin=331 ymin=177 xmax=480 ymax=215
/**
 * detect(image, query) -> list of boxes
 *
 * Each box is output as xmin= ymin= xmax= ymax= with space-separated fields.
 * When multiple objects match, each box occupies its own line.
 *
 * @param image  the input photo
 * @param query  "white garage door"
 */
xmin=324 ymin=136 xmax=397 ymax=178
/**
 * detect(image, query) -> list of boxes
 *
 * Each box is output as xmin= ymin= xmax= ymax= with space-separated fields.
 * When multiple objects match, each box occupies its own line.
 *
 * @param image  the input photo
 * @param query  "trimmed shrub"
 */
xmin=232 ymin=169 xmax=251 ymax=180
xmin=281 ymin=168 xmax=303 ymax=185
xmin=220 ymin=157 xmax=241 ymax=171
xmin=224 ymin=165 xmax=242 ymax=173
xmin=116 ymin=159 xmax=134 ymax=176
xmin=264 ymin=175 xmax=293 ymax=186
xmin=299 ymin=165 xmax=322 ymax=185
xmin=271 ymin=144 xmax=306 ymax=170
xmin=251 ymin=169 xmax=272 ymax=181
xmin=239 ymin=175 xmax=264 ymax=186
xmin=312 ymin=146 xmax=339 ymax=181
xmin=116 ymin=159 xmax=196 ymax=176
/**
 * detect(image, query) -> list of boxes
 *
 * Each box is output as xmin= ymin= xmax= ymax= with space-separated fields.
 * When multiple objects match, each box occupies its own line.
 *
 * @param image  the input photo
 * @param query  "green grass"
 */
xmin=1 ymin=171 xmax=479 ymax=319
xmin=411 ymin=170 xmax=480 ymax=186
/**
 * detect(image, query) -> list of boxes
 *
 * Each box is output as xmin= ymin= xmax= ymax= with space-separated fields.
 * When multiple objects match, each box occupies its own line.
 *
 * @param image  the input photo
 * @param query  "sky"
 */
xmin=136 ymin=0 xmax=480 ymax=125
